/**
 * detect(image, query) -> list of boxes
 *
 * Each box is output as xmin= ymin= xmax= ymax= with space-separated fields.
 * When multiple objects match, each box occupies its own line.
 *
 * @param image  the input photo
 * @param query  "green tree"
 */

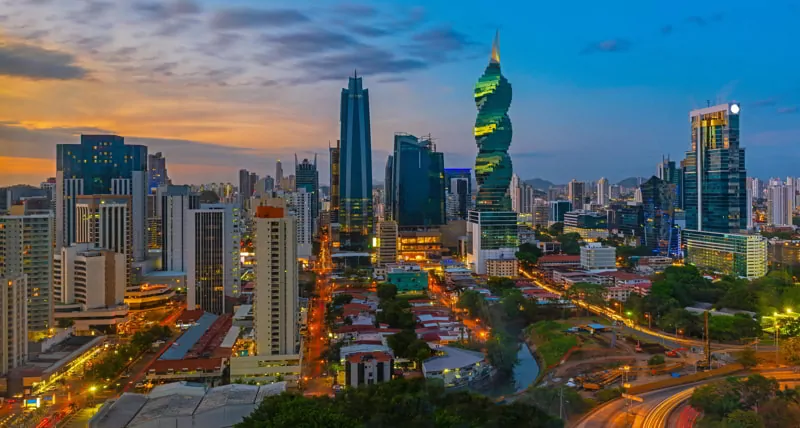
xmin=377 ymin=283 xmax=397 ymax=301
xmin=332 ymin=293 xmax=353 ymax=307
xmin=486 ymin=277 xmax=515 ymax=294
xmin=485 ymin=332 xmax=519 ymax=379
xmin=237 ymin=394 xmax=358 ymax=428
xmin=457 ymin=290 xmax=484 ymax=319
xmin=548 ymin=222 xmax=564 ymax=236
xmin=557 ymin=232 xmax=582 ymax=255
xmin=501 ymin=289 xmax=526 ymax=319
xmin=515 ymin=243 xmax=543 ymax=270
xmin=737 ymin=347 xmax=758 ymax=369
xmin=725 ymin=410 xmax=765 ymax=428
xmin=648 ymin=354 xmax=665 ymax=366
xmin=782 ymin=337 xmax=800 ymax=365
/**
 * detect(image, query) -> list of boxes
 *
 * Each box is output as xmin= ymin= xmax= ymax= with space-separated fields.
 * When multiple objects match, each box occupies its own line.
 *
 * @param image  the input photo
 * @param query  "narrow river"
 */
xmin=476 ymin=342 xmax=540 ymax=397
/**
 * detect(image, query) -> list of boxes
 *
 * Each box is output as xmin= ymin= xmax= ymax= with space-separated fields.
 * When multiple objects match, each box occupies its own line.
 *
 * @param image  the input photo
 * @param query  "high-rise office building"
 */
xmin=282 ymin=190 xmax=313 ymax=260
xmin=295 ymin=155 xmax=319 ymax=231
xmin=275 ymin=160 xmax=284 ymax=189
xmin=567 ymin=179 xmax=585 ymax=210
xmin=596 ymin=177 xmax=609 ymax=206
xmin=161 ymin=185 xmax=199 ymax=272
xmin=467 ymin=32 xmax=518 ymax=274
xmin=53 ymin=244 xmax=126 ymax=312
xmin=148 ymin=152 xmax=169 ymax=194
xmin=0 ymin=213 xmax=54 ymax=331
xmin=510 ymin=174 xmax=522 ymax=213
xmin=185 ymin=204 xmax=241 ymax=314
xmin=641 ymin=176 xmax=679 ymax=256
xmin=550 ymin=200 xmax=572 ymax=223
xmin=656 ymin=156 xmax=682 ymax=209
xmin=767 ymin=184 xmax=793 ymax=226
xmin=609 ymin=184 xmax=621 ymax=201
xmin=56 ymin=135 xmax=147 ymax=262
xmin=682 ymin=103 xmax=746 ymax=233
xmin=445 ymin=169 xmax=471 ymax=221
xmin=75 ymin=194 xmax=132 ymax=286
xmin=683 ymin=230 xmax=767 ymax=279
xmin=389 ymin=133 xmax=445 ymax=227
xmin=532 ymin=199 xmax=550 ymax=228
xmin=338 ymin=73 xmax=373 ymax=250
xmin=239 ymin=169 xmax=253 ymax=202
xmin=254 ymin=206 xmax=298 ymax=356
xmin=384 ymin=156 xmax=394 ymax=221
xmin=329 ymin=140 xmax=341 ymax=225
xmin=0 ymin=275 xmax=27 ymax=375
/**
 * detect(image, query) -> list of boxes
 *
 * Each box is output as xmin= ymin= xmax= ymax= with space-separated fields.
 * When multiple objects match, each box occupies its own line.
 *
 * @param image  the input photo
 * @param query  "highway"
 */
xmin=574 ymin=370 xmax=800 ymax=428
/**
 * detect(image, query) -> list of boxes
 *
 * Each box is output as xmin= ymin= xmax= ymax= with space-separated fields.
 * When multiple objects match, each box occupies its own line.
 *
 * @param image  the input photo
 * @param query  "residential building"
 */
xmin=238 ymin=169 xmax=253 ymax=203
xmin=767 ymin=183 xmax=793 ymax=226
xmin=580 ymin=243 xmax=616 ymax=272
xmin=609 ymin=184 xmax=621 ymax=201
xmin=271 ymin=190 xmax=313 ymax=261
xmin=486 ymin=258 xmax=518 ymax=277
xmin=510 ymin=174 xmax=522 ymax=213
xmin=56 ymin=135 xmax=147 ymax=262
xmin=53 ymin=244 xmax=127 ymax=329
xmin=683 ymin=103 xmax=747 ymax=233
xmin=376 ymin=221 xmax=398 ymax=267
xmin=345 ymin=351 xmax=393 ymax=388
xmin=532 ymin=199 xmax=550 ymax=228
xmin=148 ymin=152 xmax=169 ymax=194
xmin=275 ymin=160 xmax=283 ymax=189
xmin=422 ymin=346 xmax=490 ymax=388
xmin=338 ymin=74 xmax=373 ymax=251
xmin=0 ymin=213 xmax=54 ymax=331
xmin=254 ymin=206 xmax=298 ymax=355
xmin=329 ymin=140 xmax=341 ymax=225
xmin=683 ymin=230 xmax=767 ymax=279
xmin=386 ymin=263 xmax=428 ymax=293
xmin=185 ymin=204 xmax=241 ymax=314
xmin=596 ymin=177 xmax=609 ymax=206
xmin=567 ymin=179 xmax=585 ymax=210
xmin=0 ymin=275 xmax=27 ymax=375
xmin=161 ymin=185 xmax=199 ymax=272
xmin=607 ymin=202 xmax=644 ymax=244
xmin=75 ymin=194 xmax=132 ymax=286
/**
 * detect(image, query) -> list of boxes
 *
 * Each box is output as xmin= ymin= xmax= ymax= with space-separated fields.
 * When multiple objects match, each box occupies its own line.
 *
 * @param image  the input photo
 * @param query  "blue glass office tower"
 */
xmin=682 ymin=103 xmax=746 ymax=233
xmin=56 ymin=135 xmax=148 ymax=260
xmin=338 ymin=73 xmax=373 ymax=251
xmin=641 ymin=176 xmax=679 ymax=256
xmin=445 ymin=168 xmax=472 ymax=220
xmin=389 ymin=133 xmax=446 ymax=227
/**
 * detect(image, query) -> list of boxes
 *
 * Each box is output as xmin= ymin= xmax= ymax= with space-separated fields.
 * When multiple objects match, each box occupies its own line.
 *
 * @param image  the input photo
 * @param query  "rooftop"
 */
xmin=90 ymin=381 xmax=287 ymax=428
xmin=346 ymin=351 xmax=393 ymax=364
xmin=422 ymin=346 xmax=486 ymax=373
xmin=161 ymin=312 xmax=218 ymax=360
xmin=539 ymin=255 xmax=580 ymax=263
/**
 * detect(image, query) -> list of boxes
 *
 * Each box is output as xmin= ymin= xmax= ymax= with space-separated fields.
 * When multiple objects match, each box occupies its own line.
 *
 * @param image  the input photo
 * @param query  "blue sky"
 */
xmin=0 ymin=0 xmax=798 ymax=186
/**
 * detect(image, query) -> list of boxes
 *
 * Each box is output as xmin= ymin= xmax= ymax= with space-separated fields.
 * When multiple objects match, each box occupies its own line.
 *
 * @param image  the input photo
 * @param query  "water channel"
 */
xmin=476 ymin=342 xmax=540 ymax=397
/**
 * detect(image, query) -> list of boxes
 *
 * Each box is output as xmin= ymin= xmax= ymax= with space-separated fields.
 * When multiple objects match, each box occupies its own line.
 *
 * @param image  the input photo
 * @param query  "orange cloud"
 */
xmin=0 ymin=156 xmax=55 ymax=186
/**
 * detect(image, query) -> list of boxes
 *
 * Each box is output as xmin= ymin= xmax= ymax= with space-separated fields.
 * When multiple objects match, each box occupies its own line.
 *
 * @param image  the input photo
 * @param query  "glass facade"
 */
xmin=550 ymin=201 xmax=572 ymax=223
xmin=468 ymin=211 xmax=519 ymax=250
xmin=57 ymin=135 xmax=147 ymax=194
xmin=608 ymin=202 xmax=644 ymax=243
xmin=384 ymin=155 xmax=394 ymax=221
xmin=338 ymin=75 xmax=373 ymax=250
xmin=641 ymin=177 xmax=680 ymax=256
xmin=390 ymin=134 xmax=445 ymax=227
xmin=445 ymin=169 xmax=471 ymax=220
xmin=683 ymin=104 xmax=746 ymax=233
xmin=683 ymin=230 xmax=767 ymax=279
xmin=474 ymin=37 xmax=513 ymax=211
xmin=295 ymin=156 xmax=319 ymax=225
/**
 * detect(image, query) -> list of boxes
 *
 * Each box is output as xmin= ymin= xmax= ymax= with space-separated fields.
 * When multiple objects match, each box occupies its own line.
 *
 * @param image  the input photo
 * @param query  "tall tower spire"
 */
xmin=490 ymin=30 xmax=500 ymax=64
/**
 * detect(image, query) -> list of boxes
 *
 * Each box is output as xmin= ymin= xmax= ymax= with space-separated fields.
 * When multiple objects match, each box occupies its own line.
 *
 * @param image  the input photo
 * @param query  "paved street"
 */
xmin=303 ymin=233 xmax=334 ymax=396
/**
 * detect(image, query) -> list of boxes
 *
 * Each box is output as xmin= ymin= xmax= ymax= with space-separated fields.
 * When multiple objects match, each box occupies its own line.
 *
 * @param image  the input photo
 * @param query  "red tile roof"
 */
xmin=346 ymin=351 xmax=393 ymax=364
xmin=176 ymin=309 xmax=205 ymax=324
xmin=343 ymin=303 xmax=371 ymax=312
xmin=539 ymin=255 xmax=580 ymax=263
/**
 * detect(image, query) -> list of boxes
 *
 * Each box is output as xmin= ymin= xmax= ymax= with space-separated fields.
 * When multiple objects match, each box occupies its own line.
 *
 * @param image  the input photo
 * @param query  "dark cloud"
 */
xmin=348 ymin=24 xmax=390 ymax=37
xmin=376 ymin=77 xmax=406 ymax=84
xmin=406 ymin=26 xmax=475 ymax=60
xmin=151 ymin=62 xmax=178 ymax=76
xmin=777 ymin=106 xmax=798 ymax=114
xmin=132 ymin=0 xmax=202 ymax=19
xmin=292 ymin=47 xmax=427 ymax=84
xmin=0 ymin=42 xmax=88 ymax=80
xmin=752 ymin=98 xmax=777 ymax=107
xmin=581 ymin=39 xmax=631 ymax=54
xmin=333 ymin=3 xmax=378 ymax=18
xmin=660 ymin=25 xmax=673 ymax=35
xmin=153 ymin=18 xmax=200 ymax=37
xmin=210 ymin=8 xmax=310 ymax=30
xmin=261 ymin=30 xmax=363 ymax=59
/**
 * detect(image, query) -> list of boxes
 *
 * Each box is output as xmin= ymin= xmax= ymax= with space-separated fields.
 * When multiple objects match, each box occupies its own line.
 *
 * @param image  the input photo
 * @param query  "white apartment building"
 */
xmin=0 ymin=275 xmax=27 ymax=375
xmin=377 ymin=220 xmax=398 ymax=267
xmin=53 ymin=243 xmax=127 ymax=329
xmin=75 ymin=194 xmax=131 ymax=286
xmin=596 ymin=177 xmax=609 ymax=206
xmin=284 ymin=190 xmax=312 ymax=260
xmin=160 ymin=185 xmax=198 ymax=271
xmin=580 ymin=243 xmax=617 ymax=272
xmin=767 ymin=184 xmax=793 ymax=226
xmin=0 ymin=213 xmax=54 ymax=332
xmin=185 ymin=204 xmax=241 ymax=314
xmin=254 ymin=206 xmax=298 ymax=356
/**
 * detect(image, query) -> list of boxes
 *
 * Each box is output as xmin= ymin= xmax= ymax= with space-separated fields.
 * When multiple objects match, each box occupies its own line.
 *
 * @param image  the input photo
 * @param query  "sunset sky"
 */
xmin=1 ymin=0 xmax=798 ymax=187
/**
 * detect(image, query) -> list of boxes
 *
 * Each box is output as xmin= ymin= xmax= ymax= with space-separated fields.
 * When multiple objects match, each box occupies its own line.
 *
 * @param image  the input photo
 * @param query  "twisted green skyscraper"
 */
xmin=474 ymin=31 xmax=513 ymax=212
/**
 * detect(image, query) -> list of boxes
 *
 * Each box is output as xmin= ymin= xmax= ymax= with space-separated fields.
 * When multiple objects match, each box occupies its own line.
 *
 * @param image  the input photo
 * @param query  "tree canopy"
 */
xmin=237 ymin=378 xmax=562 ymax=428
xmin=688 ymin=375 xmax=800 ymax=427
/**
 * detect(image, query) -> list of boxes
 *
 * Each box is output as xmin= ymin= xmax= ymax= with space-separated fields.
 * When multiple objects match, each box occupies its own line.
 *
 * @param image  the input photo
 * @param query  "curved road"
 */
xmin=575 ymin=370 xmax=800 ymax=428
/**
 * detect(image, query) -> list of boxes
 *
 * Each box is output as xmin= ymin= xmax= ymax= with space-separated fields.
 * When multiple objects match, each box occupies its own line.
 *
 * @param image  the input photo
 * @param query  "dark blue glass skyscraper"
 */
xmin=56 ymin=135 xmax=148 ymax=260
xmin=389 ymin=133 xmax=445 ymax=227
xmin=295 ymin=154 xmax=319 ymax=229
xmin=338 ymin=73 xmax=373 ymax=250
xmin=683 ymin=103 xmax=746 ymax=233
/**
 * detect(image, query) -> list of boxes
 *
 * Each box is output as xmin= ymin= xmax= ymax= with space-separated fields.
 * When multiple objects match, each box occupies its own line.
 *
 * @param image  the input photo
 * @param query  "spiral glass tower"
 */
xmin=474 ymin=31 xmax=513 ymax=211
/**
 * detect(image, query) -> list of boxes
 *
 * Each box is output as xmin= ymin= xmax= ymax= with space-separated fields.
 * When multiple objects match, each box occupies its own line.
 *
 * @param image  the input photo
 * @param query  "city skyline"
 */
xmin=2 ymin=1 xmax=800 ymax=187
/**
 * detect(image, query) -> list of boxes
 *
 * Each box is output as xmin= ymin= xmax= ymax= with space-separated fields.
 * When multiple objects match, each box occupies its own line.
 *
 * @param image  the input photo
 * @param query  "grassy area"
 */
xmin=528 ymin=320 xmax=579 ymax=368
